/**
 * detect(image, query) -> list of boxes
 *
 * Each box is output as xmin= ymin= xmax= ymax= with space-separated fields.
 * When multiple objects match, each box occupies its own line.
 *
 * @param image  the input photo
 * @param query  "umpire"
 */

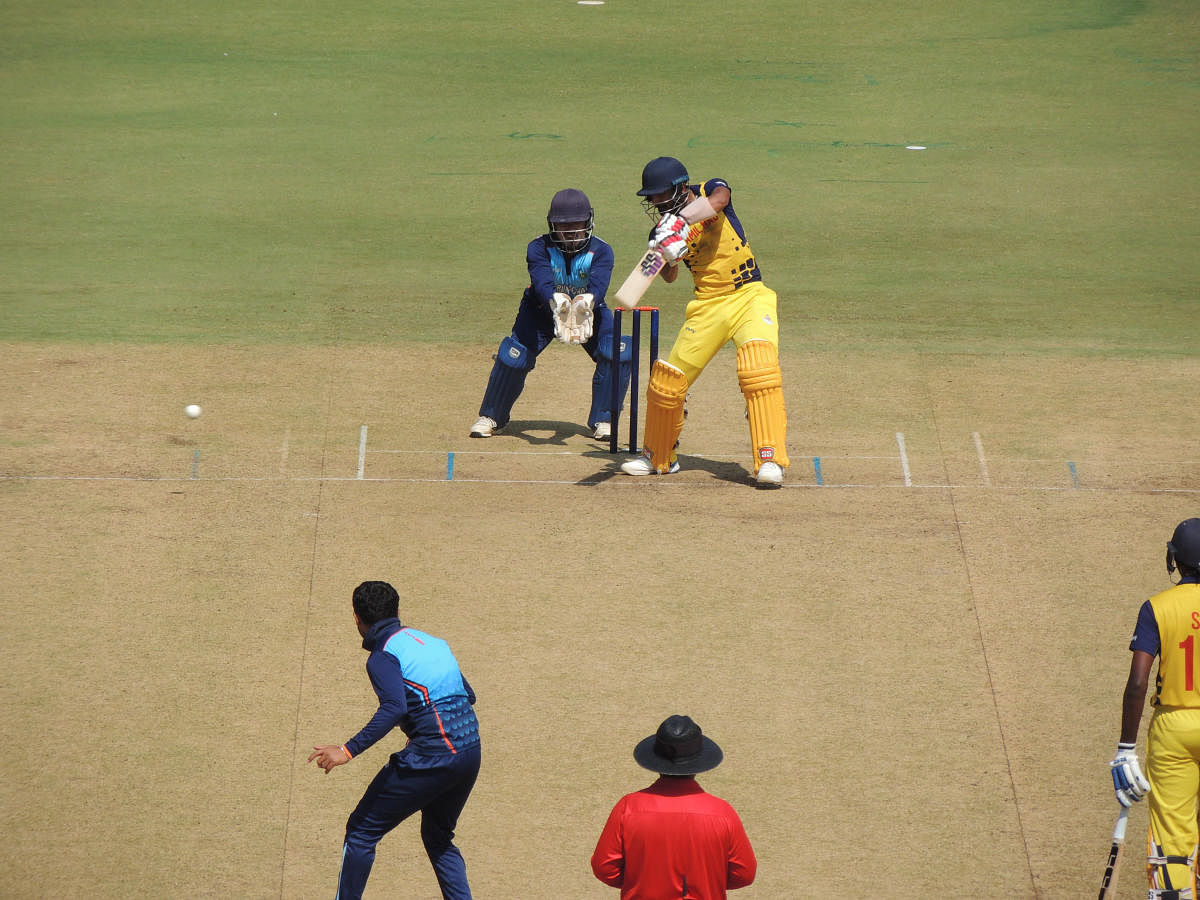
xmin=309 ymin=581 xmax=481 ymax=900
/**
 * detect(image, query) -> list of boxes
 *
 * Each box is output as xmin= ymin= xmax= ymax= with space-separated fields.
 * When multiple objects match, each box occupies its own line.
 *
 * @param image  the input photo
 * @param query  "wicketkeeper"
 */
xmin=1112 ymin=517 xmax=1200 ymax=899
xmin=470 ymin=188 xmax=630 ymax=441
xmin=618 ymin=157 xmax=789 ymax=487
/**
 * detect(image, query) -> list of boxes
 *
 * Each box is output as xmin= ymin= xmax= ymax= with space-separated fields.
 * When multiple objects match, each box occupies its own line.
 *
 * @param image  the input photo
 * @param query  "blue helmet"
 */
xmin=637 ymin=157 xmax=691 ymax=218
xmin=637 ymin=157 xmax=690 ymax=197
xmin=547 ymin=188 xmax=594 ymax=253
xmin=1168 ymin=518 xmax=1200 ymax=574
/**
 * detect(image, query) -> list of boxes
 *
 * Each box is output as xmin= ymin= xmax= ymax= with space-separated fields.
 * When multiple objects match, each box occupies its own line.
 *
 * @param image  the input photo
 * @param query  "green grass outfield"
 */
xmin=1 ymin=0 xmax=1196 ymax=354
xmin=2 ymin=4 xmax=1199 ymax=898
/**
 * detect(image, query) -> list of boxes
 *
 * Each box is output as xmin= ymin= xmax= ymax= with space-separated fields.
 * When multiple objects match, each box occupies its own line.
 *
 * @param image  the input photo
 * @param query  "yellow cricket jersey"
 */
xmin=1150 ymin=583 xmax=1200 ymax=707
xmin=681 ymin=179 xmax=762 ymax=300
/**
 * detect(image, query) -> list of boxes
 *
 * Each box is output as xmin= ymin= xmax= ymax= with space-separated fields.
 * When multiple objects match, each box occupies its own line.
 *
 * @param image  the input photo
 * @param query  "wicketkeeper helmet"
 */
xmin=547 ymin=188 xmax=594 ymax=253
xmin=1167 ymin=518 xmax=1200 ymax=574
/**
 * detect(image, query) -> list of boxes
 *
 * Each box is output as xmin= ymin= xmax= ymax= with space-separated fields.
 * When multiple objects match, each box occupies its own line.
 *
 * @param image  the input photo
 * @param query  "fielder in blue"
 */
xmin=309 ymin=581 xmax=481 ymax=900
xmin=469 ymin=188 xmax=630 ymax=441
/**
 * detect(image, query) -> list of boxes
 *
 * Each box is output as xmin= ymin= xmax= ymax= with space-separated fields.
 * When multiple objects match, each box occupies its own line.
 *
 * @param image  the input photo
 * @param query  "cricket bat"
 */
xmin=614 ymin=196 xmax=718 ymax=308
xmin=614 ymin=248 xmax=667 ymax=308
xmin=1097 ymin=806 xmax=1129 ymax=900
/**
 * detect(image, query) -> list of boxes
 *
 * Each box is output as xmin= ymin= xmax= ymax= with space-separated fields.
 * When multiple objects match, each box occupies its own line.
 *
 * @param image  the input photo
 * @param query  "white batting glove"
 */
xmin=651 ymin=213 xmax=687 ymax=245
xmin=657 ymin=232 xmax=689 ymax=262
xmin=551 ymin=292 xmax=572 ymax=343
xmin=1110 ymin=743 xmax=1150 ymax=807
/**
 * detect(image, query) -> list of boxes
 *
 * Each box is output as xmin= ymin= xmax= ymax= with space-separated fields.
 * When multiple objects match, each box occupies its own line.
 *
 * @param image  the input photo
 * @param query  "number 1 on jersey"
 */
xmin=1181 ymin=634 xmax=1195 ymax=692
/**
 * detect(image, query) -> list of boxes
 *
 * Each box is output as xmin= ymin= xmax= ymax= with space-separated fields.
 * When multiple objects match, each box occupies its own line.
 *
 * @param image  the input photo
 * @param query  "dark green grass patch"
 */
xmin=1 ymin=0 xmax=1195 ymax=354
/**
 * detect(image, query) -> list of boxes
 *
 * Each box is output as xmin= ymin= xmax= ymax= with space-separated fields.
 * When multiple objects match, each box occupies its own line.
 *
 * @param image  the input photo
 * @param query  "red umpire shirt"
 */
xmin=590 ymin=776 xmax=757 ymax=899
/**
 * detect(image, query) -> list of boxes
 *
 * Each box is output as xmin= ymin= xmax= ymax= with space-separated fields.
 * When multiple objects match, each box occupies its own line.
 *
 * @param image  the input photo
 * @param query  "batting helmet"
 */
xmin=546 ymin=189 xmax=594 ymax=254
xmin=1167 ymin=518 xmax=1200 ymax=574
xmin=637 ymin=157 xmax=690 ymax=197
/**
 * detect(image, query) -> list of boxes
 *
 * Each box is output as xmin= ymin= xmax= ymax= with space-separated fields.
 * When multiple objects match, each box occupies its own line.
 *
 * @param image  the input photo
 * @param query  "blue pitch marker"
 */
xmin=447 ymin=452 xmax=455 ymax=481
xmin=1068 ymin=460 xmax=1079 ymax=488
xmin=813 ymin=456 xmax=823 ymax=485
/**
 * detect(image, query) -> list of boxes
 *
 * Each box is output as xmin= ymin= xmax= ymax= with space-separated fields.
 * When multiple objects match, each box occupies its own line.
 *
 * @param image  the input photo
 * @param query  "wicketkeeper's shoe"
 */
xmin=592 ymin=422 xmax=611 ymax=441
xmin=470 ymin=416 xmax=498 ymax=438
xmin=620 ymin=456 xmax=680 ymax=476
xmin=755 ymin=461 xmax=784 ymax=487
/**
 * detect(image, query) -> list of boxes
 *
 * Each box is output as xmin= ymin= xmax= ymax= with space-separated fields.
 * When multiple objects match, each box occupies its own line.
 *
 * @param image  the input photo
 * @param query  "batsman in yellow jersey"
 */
xmin=1113 ymin=517 xmax=1200 ymax=899
xmin=619 ymin=157 xmax=788 ymax=487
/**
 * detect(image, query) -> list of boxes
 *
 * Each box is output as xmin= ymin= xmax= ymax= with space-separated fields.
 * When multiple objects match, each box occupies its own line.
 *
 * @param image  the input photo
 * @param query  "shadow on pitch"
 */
xmin=504 ymin=419 xmax=591 ymax=446
xmin=576 ymin=450 xmax=752 ymax=487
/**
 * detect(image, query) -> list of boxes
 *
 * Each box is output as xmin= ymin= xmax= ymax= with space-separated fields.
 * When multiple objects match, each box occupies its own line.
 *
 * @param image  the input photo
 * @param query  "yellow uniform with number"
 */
xmin=1136 ymin=582 xmax=1200 ymax=895
xmin=640 ymin=178 xmax=789 ymax=475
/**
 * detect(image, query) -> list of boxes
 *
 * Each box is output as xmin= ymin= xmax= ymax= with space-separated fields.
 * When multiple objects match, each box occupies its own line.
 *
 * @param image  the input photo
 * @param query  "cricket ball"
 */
xmin=185 ymin=404 xmax=202 ymax=419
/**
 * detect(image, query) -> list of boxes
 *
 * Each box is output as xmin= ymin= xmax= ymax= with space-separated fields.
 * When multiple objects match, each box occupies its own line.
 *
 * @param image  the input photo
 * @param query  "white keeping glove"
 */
xmin=568 ymin=293 xmax=594 ymax=344
xmin=551 ymin=292 xmax=572 ymax=343
xmin=1109 ymin=743 xmax=1150 ymax=807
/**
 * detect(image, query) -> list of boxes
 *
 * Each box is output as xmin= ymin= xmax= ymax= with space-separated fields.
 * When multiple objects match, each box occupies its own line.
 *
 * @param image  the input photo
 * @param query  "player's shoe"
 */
xmin=755 ymin=461 xmax=784 ymax=487
xmin=592 ymin=422 xmax=611 ymax=441
xmin=620 ymin=456 xmax=680 ymax=476
xmin=469 ymin=416 xmax=498 ymax=438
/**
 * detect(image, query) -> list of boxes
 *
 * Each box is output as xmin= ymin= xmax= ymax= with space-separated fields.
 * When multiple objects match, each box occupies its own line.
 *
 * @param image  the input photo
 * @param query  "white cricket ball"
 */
xmin=185 ymin=404 xmax=202 ymax=419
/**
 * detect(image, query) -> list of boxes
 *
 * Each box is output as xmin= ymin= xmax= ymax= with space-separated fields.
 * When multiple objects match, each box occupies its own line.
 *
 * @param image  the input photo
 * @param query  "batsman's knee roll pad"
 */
xmin=643 ymin=360 xmax=689 ymax=471
xmin=736 ymin=340 xmax=789 ymax=471
xmin=736 ymin=339 xmax=783 ymax=392
xmin=497 ymin=335 xmax=533 ymax=371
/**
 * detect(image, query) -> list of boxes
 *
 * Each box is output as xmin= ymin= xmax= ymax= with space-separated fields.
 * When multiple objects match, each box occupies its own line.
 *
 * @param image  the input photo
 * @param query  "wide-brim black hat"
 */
xmin=633 ymin=715 xmax=724 ymax=776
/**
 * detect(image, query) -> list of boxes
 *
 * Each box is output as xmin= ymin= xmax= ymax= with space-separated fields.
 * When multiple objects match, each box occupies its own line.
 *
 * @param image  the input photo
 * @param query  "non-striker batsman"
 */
xmin=1111 ymin=518 xmax=1200 ymax=899
xmin=618 ymin=157 xmax=789 ymax=487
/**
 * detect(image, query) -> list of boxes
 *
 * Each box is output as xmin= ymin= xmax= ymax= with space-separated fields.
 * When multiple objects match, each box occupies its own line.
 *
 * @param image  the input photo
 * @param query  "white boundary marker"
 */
xmin=357 ymin=425 xmax=368 ymax=480
xmin=895 ymin=432 xmax=912 ymax=486
xmin=972 ymin=431 xmax=991 ymax=487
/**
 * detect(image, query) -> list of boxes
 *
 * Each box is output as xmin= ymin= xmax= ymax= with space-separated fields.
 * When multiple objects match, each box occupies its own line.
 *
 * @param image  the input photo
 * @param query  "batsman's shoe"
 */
xmin=620 ymin=456 xmax=680 ymax=476
xmin=755 ymin=461 xmax=784 ymax=487
xmin=469 ymin=416 xmax=499 ymax=438
xmin=592 ymin=421 xmax=611 ymax=441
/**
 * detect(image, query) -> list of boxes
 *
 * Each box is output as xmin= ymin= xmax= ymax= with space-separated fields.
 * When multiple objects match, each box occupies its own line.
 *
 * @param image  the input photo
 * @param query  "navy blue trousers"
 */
xmin=337 ymin=744 xmax=481 ymax=900
xmin=478 ymin=291 xmax=625 ymax=430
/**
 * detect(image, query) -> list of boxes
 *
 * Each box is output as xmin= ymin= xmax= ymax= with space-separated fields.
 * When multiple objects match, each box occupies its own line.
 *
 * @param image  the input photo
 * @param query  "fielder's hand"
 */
xmin=1110 ymin=743 xmax=1150 ymax=807
xmin=308 ymin=744 xmax=351 ymax=774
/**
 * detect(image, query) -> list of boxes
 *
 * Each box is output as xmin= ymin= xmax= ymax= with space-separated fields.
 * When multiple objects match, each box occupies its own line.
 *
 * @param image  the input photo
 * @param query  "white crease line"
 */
xmin=369 ymin=449 xmax=903 ymax=460
xmin=280 ymin=426 xmax=291 ymax=477
xmin=3 ymin=473 xmax=1200 ymax=493
xmin=896 ymin=432 xmax=912 ymax=487
xmin=972 ymin=431 xmax=991 ymax=487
